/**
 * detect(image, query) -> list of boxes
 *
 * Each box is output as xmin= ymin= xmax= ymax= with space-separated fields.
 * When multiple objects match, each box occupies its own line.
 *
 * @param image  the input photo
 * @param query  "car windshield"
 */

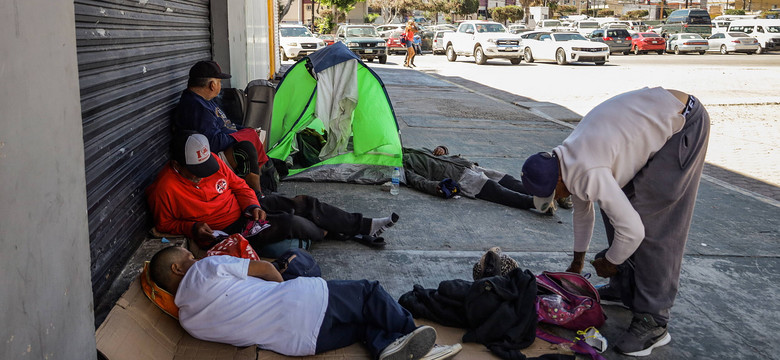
xmin=579 ymin=22 xmax=599 ymax=28
xmin=475 ymin=23 xmax=507 ymax=33
xmin=728 ymin=32 xmax=750 ymax=37
xmin=606 ymin=30 xmax=628 ymax=37
xmin=767 ymin=26 xmax=780 ymax=33
xmin=281 ymin=27 xmax=313 ymax=37
xmin=346 ymin=26 xmax=378 ymax=37
xmin=542 ymin=20 xmax=562 ymax=27
xmin=680 ymin=34 xmax=703 ymax=39
xmin=689 ymin=12 xmax=712 ymax=24
xmin=552 ymin=33 xmax=587 ymax=41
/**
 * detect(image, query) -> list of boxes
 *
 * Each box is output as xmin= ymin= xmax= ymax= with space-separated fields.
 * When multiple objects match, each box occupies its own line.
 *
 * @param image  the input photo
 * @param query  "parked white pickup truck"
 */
xmin=442 ymin=21 xmax=523 ymax=65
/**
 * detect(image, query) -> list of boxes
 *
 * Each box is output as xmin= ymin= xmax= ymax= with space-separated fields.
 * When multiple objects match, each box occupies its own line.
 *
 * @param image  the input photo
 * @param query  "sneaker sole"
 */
xmin=620 ymin=331 xmax=671 ymax=357
xmin=421 ymin=343 xmax=462 ymax=360
xmin=380 ymin=326 xmax=437 ymax=360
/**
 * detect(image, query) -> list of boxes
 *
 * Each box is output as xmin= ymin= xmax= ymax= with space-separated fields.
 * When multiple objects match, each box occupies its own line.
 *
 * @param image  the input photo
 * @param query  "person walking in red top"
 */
xmin=403 ymin=19 xmax=419 ymax=68
xmin=147 ymin=131 xmax=400 ymax=250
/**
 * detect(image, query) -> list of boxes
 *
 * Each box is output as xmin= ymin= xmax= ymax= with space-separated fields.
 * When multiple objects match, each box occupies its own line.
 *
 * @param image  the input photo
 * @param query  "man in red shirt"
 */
xmin=147 ymin=131 xmax=399 ymax=250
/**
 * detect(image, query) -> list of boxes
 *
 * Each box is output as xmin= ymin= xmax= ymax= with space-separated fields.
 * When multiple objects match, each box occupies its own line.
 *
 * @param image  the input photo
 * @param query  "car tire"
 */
xmin=446 ymin=45 xmax=457 ymax=62
xmin=633 ymin=46 xmax=640 ymax=55
xmin=379 ymin=55 xmax=387 ymax=64
xmin=699 ymin=50 xmax=706 ymax=55
xmin=674 ymin=46 xmax=681 ymax=55
xmin=510 ymin=57 xmax=521 ymax=65
xmin=556 ymin=48 xmax=568 ymax=65
xmin=657 ymin=50 xmax=664 ymax=55
xmin=720 ymin=45 xmax=728 ymax=55
xmin=281 ymin=48 xmax=288 ymax=61
xmin=474 ymin=46 xmax=487 ymax=65
xmin=756 ymin=46 xmax=764 ymax=54
xmin=747 ymin=51 xmax=755 ymax=55
xmin=622 ymin=51 xmax=629 ymax=55
xmin=594 ymin=61 xmax=605 ymax=65
xmin=524 ymin=47 xmax=534 ymax=63
xmin=367 ymin=57 xmax=374 ymax=62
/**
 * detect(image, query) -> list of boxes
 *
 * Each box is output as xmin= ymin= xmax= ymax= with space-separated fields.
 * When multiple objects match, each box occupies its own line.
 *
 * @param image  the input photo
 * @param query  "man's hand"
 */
xmin=194 ymin=222 xmax=215 ymax=241
xmin=433 ymin=146 xmax=447 ymax=156
xmin=566 ymin=251 xmax=586 ymax=273
xmin=249 ymin=207 xmax=267 ymax=221
xmin=591 ymin=258 xmax=618 ymax=278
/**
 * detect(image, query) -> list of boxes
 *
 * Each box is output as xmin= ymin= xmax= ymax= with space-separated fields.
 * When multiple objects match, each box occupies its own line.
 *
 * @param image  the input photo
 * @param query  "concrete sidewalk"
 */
xmin=99 ymin=65 xmax=780 ymax=359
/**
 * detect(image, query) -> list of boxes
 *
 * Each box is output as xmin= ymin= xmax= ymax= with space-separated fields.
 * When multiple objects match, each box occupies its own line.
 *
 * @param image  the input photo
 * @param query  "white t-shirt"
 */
xmin=553 ymin=87 xmax=685 ymax=265
xmin=175 ymin=256 xmax=328 ymax=356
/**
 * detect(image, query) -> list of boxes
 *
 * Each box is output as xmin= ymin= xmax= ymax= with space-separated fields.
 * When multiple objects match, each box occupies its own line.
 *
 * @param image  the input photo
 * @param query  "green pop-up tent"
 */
xmin=266 ymin=42 xmax=403 ymax=184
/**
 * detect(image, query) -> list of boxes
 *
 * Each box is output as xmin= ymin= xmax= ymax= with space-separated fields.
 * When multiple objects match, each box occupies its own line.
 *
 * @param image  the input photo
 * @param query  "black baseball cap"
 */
xmin=189 ymin=60 xmax=232 ymax=79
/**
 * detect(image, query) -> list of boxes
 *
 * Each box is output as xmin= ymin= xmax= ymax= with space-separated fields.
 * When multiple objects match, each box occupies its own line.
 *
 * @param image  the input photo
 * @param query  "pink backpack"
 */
xmin=535 ymin=271 xmax=606 ymax=330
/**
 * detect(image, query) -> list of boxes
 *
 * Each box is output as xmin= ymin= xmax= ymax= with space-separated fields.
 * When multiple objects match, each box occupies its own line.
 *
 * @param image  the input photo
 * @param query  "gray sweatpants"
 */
xmin=603 ymin=96 xmax=710 ymax=326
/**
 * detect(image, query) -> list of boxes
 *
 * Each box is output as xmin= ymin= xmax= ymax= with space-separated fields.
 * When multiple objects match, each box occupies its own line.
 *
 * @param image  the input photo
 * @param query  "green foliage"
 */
xmin=597 ymin=9 xmax=614 ymax=17
xmin=624 ymin=9 xmax=649 ymax=19
xmin=453 ymin=0 xmax=480 ymax=16
xmin=558 ymin=5 xmax=577 ymax=14
xmin=316 ymin=9 xmax=335 ymax=34
xmin=724 ymin=9 xmax=746 ymax=15
xmin=581 ymin=9 xmax=598 ymax=16
xmin=364 ymin=13 xmax=380 ymax=23
xmin=490 ymin=6 xmax=525 ymax=24
xmin=445 ymin=15 xmax=453 ymax=23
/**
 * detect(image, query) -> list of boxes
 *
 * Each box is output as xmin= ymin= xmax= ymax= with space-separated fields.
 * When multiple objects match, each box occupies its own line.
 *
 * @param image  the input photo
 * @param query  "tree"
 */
xmin=597 ymin=9 xmax=614 ymax=17
xmin=367 ymin=0 xmax=421 ymax=24
xmin=547 ymin=0 xmax=558 ymax=18
xmin=423 ymin=0 xmax=455 ymax=24
xmin=453 ymin=0 xmax=479 ymax=17
xmin=558 ymin=5 xmax=577 ymax=15
xmin=320 ymin=0 xmax=364 ymax=27
xmin=490 ymin=6 xmax=524 ymax=24
xmin=279 ymin=0 xmax=295 ymax=21
xmin=517 ymin=0 xmax=533 ymax=24
xmin=624 ymin=9 xmax=649 ymax=19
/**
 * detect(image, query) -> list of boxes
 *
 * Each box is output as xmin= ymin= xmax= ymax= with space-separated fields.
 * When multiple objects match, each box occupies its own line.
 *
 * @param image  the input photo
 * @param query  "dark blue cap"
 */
xmin=521 ymin=152 xmax=559 ymax=197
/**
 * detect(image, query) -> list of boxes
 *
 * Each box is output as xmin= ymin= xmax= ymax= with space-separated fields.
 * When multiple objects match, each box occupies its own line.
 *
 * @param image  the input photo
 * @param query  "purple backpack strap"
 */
xmin=535 ymin=328 xmax=608 ymax=360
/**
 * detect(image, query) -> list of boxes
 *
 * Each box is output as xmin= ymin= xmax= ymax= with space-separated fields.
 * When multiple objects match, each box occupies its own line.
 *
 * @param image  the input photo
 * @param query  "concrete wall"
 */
xmin=0 ymin=1 xmax=96 ymax=359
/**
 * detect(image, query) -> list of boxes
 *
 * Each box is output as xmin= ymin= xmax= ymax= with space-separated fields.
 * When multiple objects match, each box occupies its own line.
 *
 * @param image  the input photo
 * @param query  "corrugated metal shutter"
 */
xmin=74 ymin=0 xmax=211 ymax=304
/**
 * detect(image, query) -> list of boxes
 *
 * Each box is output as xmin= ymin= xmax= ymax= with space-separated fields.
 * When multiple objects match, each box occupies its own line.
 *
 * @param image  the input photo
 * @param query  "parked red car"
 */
xmin=630 ymin=32 xmax=666 ymax=55
xmin=318 ymin=34 xmax=336 ymax=46
xmin=384 ymin=31 xmax=407 ymax=55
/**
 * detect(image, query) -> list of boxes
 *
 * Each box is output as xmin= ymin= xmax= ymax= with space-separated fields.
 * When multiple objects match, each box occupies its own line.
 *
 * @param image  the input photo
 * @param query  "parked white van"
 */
xmin=727 ymin=19 xmax=780 ymax=53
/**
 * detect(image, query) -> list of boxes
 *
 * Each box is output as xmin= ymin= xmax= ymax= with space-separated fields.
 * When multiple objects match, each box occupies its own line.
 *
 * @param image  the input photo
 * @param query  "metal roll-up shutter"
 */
xmin=74 ymin=0 xmax=211 ymax=305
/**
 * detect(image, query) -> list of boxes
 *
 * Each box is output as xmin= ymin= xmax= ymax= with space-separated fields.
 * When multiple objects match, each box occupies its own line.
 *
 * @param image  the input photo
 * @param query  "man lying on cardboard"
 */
xmin=148 ymin=245 xmax=462 ymax=360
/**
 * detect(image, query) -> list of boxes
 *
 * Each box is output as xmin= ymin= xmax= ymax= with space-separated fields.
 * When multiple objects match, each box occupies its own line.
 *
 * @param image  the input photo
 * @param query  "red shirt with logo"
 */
xmin=146 ymin=154 xmax=260 ymax=238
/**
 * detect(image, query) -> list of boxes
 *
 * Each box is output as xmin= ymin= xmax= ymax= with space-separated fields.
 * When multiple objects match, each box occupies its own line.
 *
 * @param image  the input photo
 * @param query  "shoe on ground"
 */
xmin=379 ymin=325 xmax=437 ymax=360
xmin=420 ymin=343 xmax=462 ymax=360
xmin=596 ymin=284 xmax=628 ymax=308
xmin=557 ymin=195 xmax=573 ymax=209
xmin=614 ymin=313 xmax=672 ymax=357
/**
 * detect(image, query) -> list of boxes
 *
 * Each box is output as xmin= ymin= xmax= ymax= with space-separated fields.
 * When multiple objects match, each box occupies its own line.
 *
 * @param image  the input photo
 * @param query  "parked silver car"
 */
xmin=432 ymin=30 xmax=454 ymax=55
xmin=707 ymin=32 xmax=760 ymax=54
xmin=666 ymin=33 xmax=709 ymax=54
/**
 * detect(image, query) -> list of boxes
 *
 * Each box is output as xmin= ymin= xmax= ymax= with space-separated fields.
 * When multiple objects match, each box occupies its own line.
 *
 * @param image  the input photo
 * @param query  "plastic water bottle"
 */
xmin=390 ymin=167 xmax=400 ymax=195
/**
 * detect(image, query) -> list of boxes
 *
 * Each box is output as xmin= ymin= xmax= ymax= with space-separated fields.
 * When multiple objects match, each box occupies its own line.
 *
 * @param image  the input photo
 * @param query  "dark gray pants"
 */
xmin=603 ymin=96 xmax=710 ymax=326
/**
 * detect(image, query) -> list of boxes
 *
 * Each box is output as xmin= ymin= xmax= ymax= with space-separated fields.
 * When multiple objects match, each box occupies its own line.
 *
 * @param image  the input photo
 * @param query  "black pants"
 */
xmin=225 ymin=194 xmax=371 ymax=249
xmin=315 ymin=280 xmax=418 ymax=358
xmin=475 ymin=175 xmax=535 ymax=209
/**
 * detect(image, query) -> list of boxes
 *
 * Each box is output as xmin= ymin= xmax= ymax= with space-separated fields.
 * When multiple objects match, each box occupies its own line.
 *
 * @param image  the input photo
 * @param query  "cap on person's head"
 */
xmin=171 ymin=131 xmax=220 ymax=178
xmin=189 ymin=60 xmax=231 ymax=80
xmin=521 ymin=152 xmax=560 ymax=213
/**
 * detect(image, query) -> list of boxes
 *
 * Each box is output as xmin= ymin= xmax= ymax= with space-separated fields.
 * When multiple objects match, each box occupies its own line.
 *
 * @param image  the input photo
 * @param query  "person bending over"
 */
xmin=149 ymin=246 xmax=462 ymax=360
xmin=146 ymin=131 xmax=399 ymax=251
xmin=520 ymin=87 xmax=709 ymax=356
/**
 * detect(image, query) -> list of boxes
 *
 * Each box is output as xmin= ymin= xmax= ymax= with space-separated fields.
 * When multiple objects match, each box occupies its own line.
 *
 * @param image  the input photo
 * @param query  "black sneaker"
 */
xmin=597 ymin=284 xmax=628 ymax=308
xmin=557 ymin=195 xmax=573 ymax=209
xmin=614 ymin=313 xmax=672 ymax=357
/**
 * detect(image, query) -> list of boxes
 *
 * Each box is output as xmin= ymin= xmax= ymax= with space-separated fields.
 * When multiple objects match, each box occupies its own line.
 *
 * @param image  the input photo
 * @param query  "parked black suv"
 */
xmin=336 ymin=25 xmax=388 ymax=64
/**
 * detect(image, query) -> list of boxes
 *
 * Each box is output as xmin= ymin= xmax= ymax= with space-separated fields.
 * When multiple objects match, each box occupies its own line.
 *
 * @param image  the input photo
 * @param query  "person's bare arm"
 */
xmin=248 ymin=260 xmax=284 ymax=282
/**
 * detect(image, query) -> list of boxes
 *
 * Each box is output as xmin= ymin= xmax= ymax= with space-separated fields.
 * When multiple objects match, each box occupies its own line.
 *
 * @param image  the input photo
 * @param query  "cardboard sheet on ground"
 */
xmin=96 ymin=278 xmax=572 ymax=359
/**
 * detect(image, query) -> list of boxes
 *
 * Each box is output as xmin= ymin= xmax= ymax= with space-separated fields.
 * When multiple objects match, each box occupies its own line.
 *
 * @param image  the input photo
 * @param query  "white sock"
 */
xmin=369 ymin=213 xmax=400 ymax=237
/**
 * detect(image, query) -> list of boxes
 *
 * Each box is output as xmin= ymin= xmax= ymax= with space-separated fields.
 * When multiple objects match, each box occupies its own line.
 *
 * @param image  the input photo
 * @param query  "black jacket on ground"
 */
xmin=398 ymin=268 xmax=538 ymax=360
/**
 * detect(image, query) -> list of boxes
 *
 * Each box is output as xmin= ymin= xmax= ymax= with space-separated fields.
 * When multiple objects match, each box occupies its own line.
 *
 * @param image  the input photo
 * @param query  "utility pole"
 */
xmin=311 ymin=0 xmax=315 ymax=32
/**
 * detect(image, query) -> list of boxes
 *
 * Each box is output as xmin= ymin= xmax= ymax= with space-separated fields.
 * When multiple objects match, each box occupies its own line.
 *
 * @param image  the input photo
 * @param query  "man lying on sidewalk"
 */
xmin=520 ymin=87 xmax=709 ymax=356
xmin=149 ymin=246 xmax=462 ymax=360
xmin=403 ymin=146 xmax=571 ymax=214
xmin=146 ymin=131 xmax=399 ymax=250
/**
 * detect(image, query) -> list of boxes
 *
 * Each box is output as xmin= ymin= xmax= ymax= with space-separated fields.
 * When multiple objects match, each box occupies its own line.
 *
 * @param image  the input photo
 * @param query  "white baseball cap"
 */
xmin=172 ymin=131 xmax=219 ymax=178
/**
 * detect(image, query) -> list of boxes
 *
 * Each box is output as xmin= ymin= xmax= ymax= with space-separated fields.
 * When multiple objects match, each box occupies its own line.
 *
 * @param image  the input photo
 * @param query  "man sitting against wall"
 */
xmin=146 ymin=131 xmax=400 ymax=251
xmin=173 ymin=60 xmax=267 ymax=193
